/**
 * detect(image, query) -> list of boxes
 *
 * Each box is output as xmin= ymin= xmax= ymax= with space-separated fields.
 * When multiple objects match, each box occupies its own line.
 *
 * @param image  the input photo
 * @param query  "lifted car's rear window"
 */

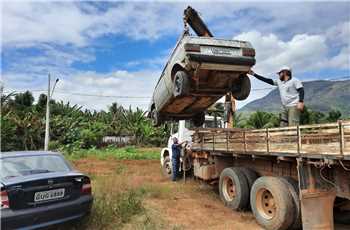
xmin=0 ymin=155 xmax=71 ymax=180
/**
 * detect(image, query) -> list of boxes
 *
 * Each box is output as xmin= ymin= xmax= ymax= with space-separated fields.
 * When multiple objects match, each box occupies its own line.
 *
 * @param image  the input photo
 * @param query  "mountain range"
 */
xmin=239 ymin=79 xmax=350 ymax=117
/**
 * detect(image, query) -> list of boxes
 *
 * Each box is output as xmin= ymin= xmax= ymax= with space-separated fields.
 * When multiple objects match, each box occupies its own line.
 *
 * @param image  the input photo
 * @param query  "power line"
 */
xmin=54 ymin=91 xmax=151 ymax=99
xmin=3 ymin=76 xmax=349 ymax=97
xmin=3 ymin=90 xmax=152 ymax=99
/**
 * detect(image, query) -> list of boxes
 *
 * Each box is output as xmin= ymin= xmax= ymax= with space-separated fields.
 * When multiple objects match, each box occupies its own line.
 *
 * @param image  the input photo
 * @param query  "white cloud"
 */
xmin=2 ymin=1 xmax=349 ymax=111
xmin=2 ymin=2 xmax=92 ymax=46
xmin=2 ymin=2 xmax=183 ymax=47
xmin=233 ymin=28 xmax=349 ymax=109
xmin=234 ymin=31 xmax=329 ymax=75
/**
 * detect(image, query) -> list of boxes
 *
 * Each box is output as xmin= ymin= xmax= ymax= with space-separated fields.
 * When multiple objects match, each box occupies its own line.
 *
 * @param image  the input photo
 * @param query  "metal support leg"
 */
xmin=300 ymin=190 xmax=336 ymax=230
xmin=298 ymin=160 xmax=336 ymax=230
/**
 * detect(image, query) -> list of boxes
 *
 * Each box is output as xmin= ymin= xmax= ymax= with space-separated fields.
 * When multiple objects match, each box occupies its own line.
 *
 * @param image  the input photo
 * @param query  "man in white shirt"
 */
xmin=248 ymin=66 xmax=305 ymax=126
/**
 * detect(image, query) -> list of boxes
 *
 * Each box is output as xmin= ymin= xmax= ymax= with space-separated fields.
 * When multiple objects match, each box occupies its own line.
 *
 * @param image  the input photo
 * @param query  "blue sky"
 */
xmin=1 ymin=1 xmax=349 ymax=110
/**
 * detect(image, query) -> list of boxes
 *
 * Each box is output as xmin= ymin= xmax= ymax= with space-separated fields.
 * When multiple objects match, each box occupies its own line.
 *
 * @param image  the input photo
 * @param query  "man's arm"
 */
xmin=173 ymin=141 xmax=188 ymax=147
xmin=295 ymin=78 xmax=305 ymax=110
xmin=248 ymin=70 xmax=275 ymax=85
xmin=297 ymin=87 xmax=304 ymax=102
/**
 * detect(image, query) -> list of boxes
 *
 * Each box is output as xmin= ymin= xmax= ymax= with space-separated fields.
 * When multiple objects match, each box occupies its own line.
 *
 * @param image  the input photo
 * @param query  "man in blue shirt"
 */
xmin=171 ymin=137 xmax=187 ymax=181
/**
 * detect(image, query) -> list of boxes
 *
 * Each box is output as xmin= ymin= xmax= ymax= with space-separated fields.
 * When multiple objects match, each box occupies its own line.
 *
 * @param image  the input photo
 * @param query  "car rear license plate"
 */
xmin=201 ymin=46 xmax=241 ymax=57
xmin=34 ymin=188 xmax=65 ymax=202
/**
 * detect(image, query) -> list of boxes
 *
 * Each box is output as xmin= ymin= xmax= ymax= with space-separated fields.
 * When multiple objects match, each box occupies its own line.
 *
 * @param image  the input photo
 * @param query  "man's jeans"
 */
xmin=171 ymin=155 xmax=180 ymax=181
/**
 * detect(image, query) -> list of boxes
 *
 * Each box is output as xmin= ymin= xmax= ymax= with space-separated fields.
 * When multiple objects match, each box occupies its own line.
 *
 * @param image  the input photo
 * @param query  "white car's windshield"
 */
xmin=0 ymin=155 xmax=71 ymax=180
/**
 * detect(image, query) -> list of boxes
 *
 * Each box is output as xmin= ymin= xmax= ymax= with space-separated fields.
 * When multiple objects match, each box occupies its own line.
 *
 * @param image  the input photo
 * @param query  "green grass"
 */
xmin=64 ymin=146 xmax=160 ymax=161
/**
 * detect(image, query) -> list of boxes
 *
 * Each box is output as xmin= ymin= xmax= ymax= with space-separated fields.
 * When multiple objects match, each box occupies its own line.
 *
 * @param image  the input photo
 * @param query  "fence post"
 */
xmin=339 ymin=120 xmax=344 ymax=156
xmin=266 ymin=128 xmax=270 ymax=154
xmin=297 ymin=125 xmax=301 ymax=155
xmin=243 ymin=131 xmax=247 ymax=153
xmin=226 ymin=131 xmax=229 ymax=152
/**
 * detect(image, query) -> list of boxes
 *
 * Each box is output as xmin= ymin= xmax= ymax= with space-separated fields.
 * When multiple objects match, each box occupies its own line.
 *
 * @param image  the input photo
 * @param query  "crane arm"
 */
xmin=183 ymin=6 xmax=213 ymax=37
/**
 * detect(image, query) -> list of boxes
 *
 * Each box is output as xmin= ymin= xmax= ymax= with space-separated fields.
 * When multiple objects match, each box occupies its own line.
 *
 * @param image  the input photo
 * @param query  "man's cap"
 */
xmin=277 ymin=66 xmax=292 ymax=74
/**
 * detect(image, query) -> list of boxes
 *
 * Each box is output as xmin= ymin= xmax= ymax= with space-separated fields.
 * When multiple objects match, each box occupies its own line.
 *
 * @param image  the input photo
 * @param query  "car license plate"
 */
xmin=34 ymin=188 xmax=65 ymax=202
xmin=201 ymin=46 xmax=241 ymax=57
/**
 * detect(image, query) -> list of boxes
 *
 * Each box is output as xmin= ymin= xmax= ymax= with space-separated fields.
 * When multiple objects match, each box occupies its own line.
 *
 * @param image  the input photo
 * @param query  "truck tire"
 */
xmin=231 ymin=75 xmax=251 ymax=101
xmin=191 ymin=112 xmax=205 ymax=127
xmin=219 ymin=167 xmax=249 ymax=211
xmin=250 ymin=176 xmax=295 ymax=230
xmin=162 ymin=156 xmax=172 ymax=179
xmin=239 ymin=167 xmax=259 ymax=191
xmin=334 ymin=211 xmax=350 ymax=225
xmin=281 ymin=177 xmax=301 ymax=229
xmin=239 ymin=167 xmax=259 ymax=209
xmin=173 ymin=70 xmax=190 ymax=97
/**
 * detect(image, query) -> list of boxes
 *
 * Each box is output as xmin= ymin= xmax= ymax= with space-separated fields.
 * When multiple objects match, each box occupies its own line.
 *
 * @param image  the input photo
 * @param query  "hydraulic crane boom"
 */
xmin=183 ymin=6 xmax=213 ymax=37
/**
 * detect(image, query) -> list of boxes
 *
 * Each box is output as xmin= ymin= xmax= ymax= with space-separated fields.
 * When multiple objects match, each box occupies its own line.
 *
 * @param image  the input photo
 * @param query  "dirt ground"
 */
xmin=72 ymin=157 xmax=350 ymax=230
xmin=73 ymin=157 xmax=262 ymax=230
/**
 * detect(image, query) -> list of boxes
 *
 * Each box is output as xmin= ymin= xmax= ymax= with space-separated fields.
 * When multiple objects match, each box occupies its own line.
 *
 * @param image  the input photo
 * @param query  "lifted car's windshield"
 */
xmin=0 ymin=155 xmax=71 ymax=180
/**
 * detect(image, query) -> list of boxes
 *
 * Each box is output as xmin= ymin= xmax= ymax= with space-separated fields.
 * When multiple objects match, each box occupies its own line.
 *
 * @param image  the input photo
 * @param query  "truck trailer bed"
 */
xmin=191 ymin=120 xmax=350 ymax=160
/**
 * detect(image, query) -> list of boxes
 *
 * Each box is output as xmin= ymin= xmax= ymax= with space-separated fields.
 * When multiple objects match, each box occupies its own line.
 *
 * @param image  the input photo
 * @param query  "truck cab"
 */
xmin=160 ymin=116 xmax=223 ymax=178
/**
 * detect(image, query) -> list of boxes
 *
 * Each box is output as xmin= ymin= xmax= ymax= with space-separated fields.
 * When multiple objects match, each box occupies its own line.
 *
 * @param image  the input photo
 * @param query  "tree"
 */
xmin=245 ymin=111 xmax=279 ymax=129
xmin=326 ymin=110 xmax=341 ymax=122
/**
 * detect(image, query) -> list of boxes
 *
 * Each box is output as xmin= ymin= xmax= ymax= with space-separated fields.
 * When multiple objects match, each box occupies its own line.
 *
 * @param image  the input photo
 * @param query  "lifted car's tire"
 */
xmin=219 ymin=167 xmax=249 ymax=211
xmin=281 ymin=177 xmax=301 ymax=229
xmin=231 ymin=75 xmax=251 ymax=100
xmin=173 ymin=70 xmax=190 ymax=97
xmin=191 ymin=112 xmax=205 ymax=127
xmin=250 ymin=176 xmax=295 ymax=230
xmin=162 ymin=156 xmax=172 ymax=179
xmin=151 ymin=108 xmax=162 ymax=127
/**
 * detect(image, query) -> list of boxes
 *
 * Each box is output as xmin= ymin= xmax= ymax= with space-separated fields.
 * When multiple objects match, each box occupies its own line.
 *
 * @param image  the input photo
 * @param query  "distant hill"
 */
xmin=239 ymin=79 xmax=350 ymax=117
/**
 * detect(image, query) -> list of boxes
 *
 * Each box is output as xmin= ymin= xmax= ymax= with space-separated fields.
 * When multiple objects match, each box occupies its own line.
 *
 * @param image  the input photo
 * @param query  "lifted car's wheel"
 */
xmin=151 ymin=108 xmax=162 ymax=127
xmin=173 ymin=70 xmax=190 ymax=97
xmin=250 ymin=176 xmax=295 ymax=230
xmin=219 ymin=167 xmax=249 ymax=211
xmin=191 ymin=112 xmax=205 ymax=127
xmin=162 ymin=156 xmax=172 ymax=179
xmin=231 ymin=75 xmax=251 ymax=100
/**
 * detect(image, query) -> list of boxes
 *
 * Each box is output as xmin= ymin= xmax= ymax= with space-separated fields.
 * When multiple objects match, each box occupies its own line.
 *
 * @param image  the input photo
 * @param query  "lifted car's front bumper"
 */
xmin=1 ymin=195 xmax=93 ymax=230
xmin=187 ymin=53 xmax=256 ymax=67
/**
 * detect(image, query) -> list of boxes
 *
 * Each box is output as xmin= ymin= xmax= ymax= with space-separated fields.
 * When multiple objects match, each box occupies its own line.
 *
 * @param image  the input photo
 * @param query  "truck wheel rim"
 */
xmin=222 ymin=176 xmax=236 ymax=201
xmin=256 ymin=188 xmax=276 ymax=220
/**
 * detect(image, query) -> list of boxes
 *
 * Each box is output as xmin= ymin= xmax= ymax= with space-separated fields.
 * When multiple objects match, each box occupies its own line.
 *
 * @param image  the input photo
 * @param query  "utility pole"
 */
xmin=0 ymin=80 xmax=4 ymax=151
xmin=44 ymin=74 xmax=51 ymax=151
xmin=44 ymin=74 xmax=59 ymax=151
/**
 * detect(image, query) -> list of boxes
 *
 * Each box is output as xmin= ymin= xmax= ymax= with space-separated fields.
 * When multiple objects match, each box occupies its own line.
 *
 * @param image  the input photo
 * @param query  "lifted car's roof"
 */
xmin=0 ymin=151 xmax=61 ymax=158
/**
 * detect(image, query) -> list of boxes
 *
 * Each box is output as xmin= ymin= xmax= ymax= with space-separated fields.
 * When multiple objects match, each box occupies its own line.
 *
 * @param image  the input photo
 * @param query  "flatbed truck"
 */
xmin=192 ymin=121 xmax=350 ymax=229
xmin=161 ymin=120 xmax=350 ymax=229
xmin=159 ymin=6 xmax=350 ymax=229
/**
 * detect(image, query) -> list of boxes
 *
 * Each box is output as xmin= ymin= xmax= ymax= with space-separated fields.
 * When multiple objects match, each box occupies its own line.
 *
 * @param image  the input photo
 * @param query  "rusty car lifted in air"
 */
xmin=149 ymin=6 xmax=256 ymax=126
